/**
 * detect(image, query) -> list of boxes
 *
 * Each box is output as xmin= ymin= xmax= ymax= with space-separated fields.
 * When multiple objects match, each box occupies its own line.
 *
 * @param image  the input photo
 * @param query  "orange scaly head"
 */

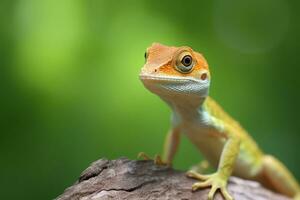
xmin=140 ymin=43 xmax=211 ymax=100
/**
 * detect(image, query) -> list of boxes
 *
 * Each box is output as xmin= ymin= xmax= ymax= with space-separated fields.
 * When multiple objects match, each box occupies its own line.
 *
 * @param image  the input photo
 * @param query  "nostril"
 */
xmin=201 ymin=73 xmax=207 ymax=81
xmin=154 ymin=69 xmax=158 ymax=73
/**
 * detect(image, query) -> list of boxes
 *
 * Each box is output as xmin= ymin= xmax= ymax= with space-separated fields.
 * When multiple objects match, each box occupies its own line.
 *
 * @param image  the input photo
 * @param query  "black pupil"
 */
xmin=182 ymin=55 xmax=192 ymax=66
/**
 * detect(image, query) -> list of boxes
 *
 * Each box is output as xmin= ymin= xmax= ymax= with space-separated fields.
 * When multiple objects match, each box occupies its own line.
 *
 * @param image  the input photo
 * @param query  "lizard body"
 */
xmin=139 ymin=43 xmax=300 ymax=200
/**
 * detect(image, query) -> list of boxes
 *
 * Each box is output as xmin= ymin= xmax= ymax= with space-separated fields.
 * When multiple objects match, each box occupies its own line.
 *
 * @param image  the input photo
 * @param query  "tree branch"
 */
xmin=56 ymin=158 xmax=291 ymax=200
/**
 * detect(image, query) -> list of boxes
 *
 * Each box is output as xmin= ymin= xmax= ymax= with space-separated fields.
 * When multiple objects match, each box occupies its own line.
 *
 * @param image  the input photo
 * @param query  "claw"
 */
xmin=186 ymin=170 xmax=208 ymax=180
xmin=187 ymin=171 xmax=234 ymax=200
xmin=208 ymin=185 xmax=217 ymax=200
xmin=137 ymin=152 xmax=151 ymax=160
xmin=221 ymin=187 xmax=233 ymax=200
xmin=192 ymin=180 xmax=211 ymax=191
xmin=154 ymin=154 xmax=164 ymax=165
xmin=138 ymin=152 xmax=168 ymax=166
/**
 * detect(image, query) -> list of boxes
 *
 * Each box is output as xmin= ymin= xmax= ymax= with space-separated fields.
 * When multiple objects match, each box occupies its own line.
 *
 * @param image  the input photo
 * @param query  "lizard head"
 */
xmin=140 ymin=43 xmax=210 ymax=101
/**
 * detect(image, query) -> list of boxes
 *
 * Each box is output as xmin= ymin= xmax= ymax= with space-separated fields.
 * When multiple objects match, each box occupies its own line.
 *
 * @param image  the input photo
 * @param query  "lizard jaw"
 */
xmin=139 ymin=74 xmax=202 ymax=83
xmin=140 ymin=74 xmax=210 ymax=98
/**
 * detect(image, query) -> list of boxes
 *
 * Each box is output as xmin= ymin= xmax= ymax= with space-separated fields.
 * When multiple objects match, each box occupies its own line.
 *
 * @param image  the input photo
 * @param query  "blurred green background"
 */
xmin=1 ymin=0 xmax=300 ymax=199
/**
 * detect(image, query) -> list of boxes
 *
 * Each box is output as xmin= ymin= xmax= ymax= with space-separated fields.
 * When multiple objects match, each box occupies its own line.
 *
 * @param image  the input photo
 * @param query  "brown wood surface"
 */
xmin=56 ymin=158 xmax=291 ymax=200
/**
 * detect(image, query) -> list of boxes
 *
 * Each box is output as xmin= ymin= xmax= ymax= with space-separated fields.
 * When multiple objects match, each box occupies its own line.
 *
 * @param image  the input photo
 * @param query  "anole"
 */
xmin=139 ymin=43 xmax=300 ymax=200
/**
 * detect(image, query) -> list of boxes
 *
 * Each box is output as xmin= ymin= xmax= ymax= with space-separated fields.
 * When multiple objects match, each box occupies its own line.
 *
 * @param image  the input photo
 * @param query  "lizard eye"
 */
xmin=144 ymin=51 xmax=148 ymax=62
xmin=182 ymin=55 xmax=192 ymax=67
xmin=175 ymin=52 xmax=194 ymax=73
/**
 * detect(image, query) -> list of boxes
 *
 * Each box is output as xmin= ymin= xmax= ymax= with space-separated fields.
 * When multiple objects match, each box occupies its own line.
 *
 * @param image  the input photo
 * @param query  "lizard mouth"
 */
xmin=140 ymin=74 xmax=210 ymax=97
xmin=139 ymin=74 xmax=203 ymax=84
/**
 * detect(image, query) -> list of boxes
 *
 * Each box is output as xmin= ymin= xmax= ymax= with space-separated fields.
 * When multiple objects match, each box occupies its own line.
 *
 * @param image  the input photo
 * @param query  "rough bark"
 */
xmin=56 ymin=158 xmax=291 ymax=200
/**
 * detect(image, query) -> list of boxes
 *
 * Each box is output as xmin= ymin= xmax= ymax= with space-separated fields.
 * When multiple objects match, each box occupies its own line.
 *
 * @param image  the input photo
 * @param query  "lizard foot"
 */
xmin=189 ymin=160 xmax=210 ymax=174
xmin=186 ymin=170 xmax=233 ymax=200
xmin=137 ymin=152 xmax=168 ymax=166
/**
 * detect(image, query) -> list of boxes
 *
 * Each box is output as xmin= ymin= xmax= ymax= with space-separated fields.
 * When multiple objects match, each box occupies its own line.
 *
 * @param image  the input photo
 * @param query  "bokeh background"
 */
xmin=1 ymin=0 xmax=300 ymax=199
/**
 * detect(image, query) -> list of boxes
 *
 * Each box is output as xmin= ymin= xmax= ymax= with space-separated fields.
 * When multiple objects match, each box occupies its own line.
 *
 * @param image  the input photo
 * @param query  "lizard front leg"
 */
xmin=138 ymin=126 xmax=181 ymax=165
xmin=187 ymin=135 xmax=240 ymax=200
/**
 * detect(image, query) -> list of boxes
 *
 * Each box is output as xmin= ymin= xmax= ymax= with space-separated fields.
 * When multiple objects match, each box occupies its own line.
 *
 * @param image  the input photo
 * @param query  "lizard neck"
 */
xmin=161 ymin=94 xmax=207 ymax=121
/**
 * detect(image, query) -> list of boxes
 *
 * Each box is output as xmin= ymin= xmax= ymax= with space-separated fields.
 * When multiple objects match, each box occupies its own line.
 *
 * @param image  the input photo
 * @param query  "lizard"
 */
xmin=139 ymin=43 xmax=300 ymax=200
